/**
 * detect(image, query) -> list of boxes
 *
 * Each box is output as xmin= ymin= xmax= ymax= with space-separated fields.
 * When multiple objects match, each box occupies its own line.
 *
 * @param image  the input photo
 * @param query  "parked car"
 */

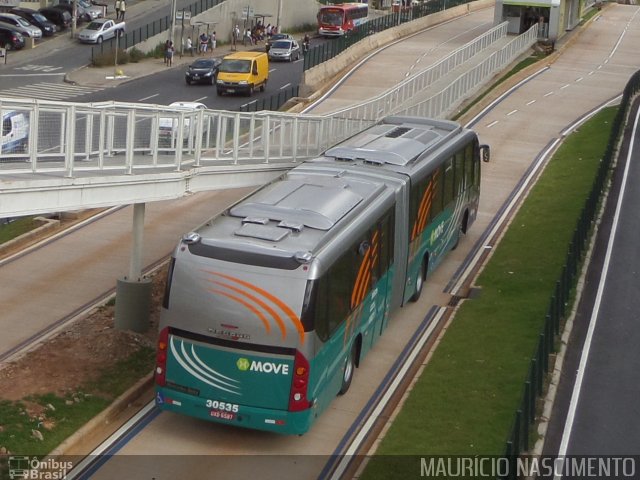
xmin=77 ymin=18 xmax=125 ymax=44
xmin=55 ymin=0 xmax=103 ymax=21
xmin=39 ymin=7 xmax=72 ymax=30
xmin=0 ymin=24 xmax=25 ymax=50
xmin=49 ymin=3 xmax=87 ymax=24
xmin=185 ymin=58 xmax=222 ymax=85
xmin=0 ymin=13 xmax=42 ymax=39
xmin=267 ymin=39 xmax=301 ymax=62
xmin=10 ymin=8 xmax=57 ymax=36
xmin=265 ymin=33 xmax=293 ymax=51
xmin=1 ymin=110 xmax=29 ymax=154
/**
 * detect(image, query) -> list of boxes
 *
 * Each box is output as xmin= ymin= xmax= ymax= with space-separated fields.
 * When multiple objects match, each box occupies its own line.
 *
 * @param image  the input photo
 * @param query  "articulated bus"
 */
xmin=155 ymin=116 xmax=490 ymax=435
xmin=317 ymin=2 xmax=369 ymax=37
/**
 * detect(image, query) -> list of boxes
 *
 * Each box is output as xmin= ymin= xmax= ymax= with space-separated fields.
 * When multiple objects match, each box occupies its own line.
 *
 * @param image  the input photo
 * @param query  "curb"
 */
xmin=0 ymin=217 xmax=59 ymax=259
xmin=47 ymin=373 xmax=153 ymax=457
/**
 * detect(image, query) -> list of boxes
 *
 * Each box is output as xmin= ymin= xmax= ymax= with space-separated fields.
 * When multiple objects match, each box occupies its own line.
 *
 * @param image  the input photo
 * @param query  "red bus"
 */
xmin=317 ymin=2 xmax=369 ymax=37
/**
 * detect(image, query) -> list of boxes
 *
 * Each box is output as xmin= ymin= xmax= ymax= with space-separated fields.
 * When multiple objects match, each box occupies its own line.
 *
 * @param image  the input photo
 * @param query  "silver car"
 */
xmin=0 ymin=13 xmax=42 ymax=39
xmin=267 ymin=39 xmax=301 ymax=62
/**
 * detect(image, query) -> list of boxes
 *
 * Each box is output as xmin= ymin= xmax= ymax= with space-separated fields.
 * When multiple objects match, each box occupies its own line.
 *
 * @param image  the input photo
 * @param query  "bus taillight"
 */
xmin=155 ymin=327 xmax=169 ymax=386
xmin=288 ymin=350 xmax=311 ymax=412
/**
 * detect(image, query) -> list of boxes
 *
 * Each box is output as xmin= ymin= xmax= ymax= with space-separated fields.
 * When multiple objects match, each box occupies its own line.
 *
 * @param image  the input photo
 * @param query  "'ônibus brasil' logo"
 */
xmin=236 ymin=357 xmax=290 ymax=375
xmin=237 ymin=358 xmax=250 ymax=371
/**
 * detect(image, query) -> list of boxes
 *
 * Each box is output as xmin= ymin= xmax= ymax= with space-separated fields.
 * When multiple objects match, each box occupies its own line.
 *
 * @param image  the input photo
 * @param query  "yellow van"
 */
xmin=216 ymin=51 xmax=269 ymax=96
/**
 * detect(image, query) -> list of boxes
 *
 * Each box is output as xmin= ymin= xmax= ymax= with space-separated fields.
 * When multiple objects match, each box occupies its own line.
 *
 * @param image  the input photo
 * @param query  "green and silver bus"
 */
xmin=155 ymin=116 xmax=489 ymax=434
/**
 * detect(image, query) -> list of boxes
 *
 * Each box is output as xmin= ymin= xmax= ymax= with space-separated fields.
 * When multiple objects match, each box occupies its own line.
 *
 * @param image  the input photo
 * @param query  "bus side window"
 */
xmin=443 ymin=157 xmax=455 ymax=206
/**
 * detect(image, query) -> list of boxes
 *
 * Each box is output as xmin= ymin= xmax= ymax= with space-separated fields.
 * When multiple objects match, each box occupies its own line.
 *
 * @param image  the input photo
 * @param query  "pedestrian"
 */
xmin=199 ymin=32 xmax=208 ymax=54
xmin=118 ymin=0 xmax=125 ymax=20
xmin=185 ymin=37 xmax=193 ymax=56
xmin=114 ymin=0 xmax=121 ymax=19
xmin=210 ymin=31 xmax=216 ymax=51
xmin=163 ymin=39 xmax=170 ymax=63
xmin=165 ymin=41 xmax=174 ymax=67
xmin=266 ymin=24 xmax=272 ymax=37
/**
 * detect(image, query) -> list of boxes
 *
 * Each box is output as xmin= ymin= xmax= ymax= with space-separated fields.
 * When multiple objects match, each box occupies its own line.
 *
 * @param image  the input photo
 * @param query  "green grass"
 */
xmin=0 ymin=347 xmax=154 ymax=457
xmin=0 ymin=217 xmax=41 ymax=244
xmin=361 ymin=107 xmax=617 ymax=477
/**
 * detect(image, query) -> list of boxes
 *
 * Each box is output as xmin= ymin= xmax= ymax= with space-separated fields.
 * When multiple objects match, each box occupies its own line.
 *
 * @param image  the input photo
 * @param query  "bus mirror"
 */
xmin=480 ymin=144 xmax=490 ymax=163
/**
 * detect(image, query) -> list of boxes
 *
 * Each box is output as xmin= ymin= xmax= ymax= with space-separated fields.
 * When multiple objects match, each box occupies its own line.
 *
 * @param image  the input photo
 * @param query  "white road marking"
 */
xmin=0 ymin=73 xmax=65 ymax=77
xmin=560 ymin=84 xmax=570 ymax=90
xmin=555 ymin=97 xmax=640 ymax=479
xmin=280 ymin=83 xmax=291 ymax=90
xmin=544 ymin=91 xmax=554 ymax=97
xmin=507 ymin=109 xmax=517 ymax=116
xmin=193 ymin=96 xmax=207 ymax=102
xmin=138 ymin=94 xmax=159 ymax=101
xmin=486 ymin=120 xmax=499 ymax=128
xmin=526 ymin=100 xmax=536 ymax=105
xmin=576 ymin=77 xmax=584 ymax=82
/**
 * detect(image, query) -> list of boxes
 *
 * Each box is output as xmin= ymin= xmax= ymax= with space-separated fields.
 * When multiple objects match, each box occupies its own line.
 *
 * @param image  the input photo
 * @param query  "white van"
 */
xmin=158 ymin=101 xmax=206 ymax=148
xmin=1 ymin=110 xmax=29 ymax=155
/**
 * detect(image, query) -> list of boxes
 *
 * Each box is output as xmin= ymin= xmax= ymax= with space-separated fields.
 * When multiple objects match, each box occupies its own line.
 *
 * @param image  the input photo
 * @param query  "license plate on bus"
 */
xmin=210 ymin=410 xmax=236 ymax=420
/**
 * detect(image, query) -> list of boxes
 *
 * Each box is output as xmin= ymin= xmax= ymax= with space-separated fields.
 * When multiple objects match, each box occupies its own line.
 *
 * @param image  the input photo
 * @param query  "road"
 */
xmin=540 ymin=97 xmax=640 ymax=467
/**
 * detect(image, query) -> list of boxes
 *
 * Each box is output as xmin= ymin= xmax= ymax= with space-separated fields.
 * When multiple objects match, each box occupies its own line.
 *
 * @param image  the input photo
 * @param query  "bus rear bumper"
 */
xmin=155 ymin=387 xmax=315 ymax=435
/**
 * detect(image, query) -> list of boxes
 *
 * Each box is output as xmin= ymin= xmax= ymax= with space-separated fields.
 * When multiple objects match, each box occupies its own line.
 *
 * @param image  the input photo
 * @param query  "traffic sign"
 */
xmin=242 ymin=5 xmax=254 ymax=20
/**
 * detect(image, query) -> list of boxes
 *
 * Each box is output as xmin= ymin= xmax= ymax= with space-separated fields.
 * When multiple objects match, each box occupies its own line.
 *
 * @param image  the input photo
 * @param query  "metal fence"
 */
xmin=0 ymin=98 xmax=373 ymax=176
xmin=330 ymin=23 xmax=537 ymax=121
xmin=239 ymin=85 xmax=300 ymax=112
xmin=91 ymin=0 xmax=226 ymax=56
xmin=502 ymin=68 xmax=640 ymax=476
xmin=304 ymin=0 xmax=472 ymax=71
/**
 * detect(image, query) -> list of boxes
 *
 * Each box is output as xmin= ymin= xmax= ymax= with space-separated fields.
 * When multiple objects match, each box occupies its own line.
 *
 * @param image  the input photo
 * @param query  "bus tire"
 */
xmin=410 ymin=258 xmax=426 ymax=302
xmin=338 ymin=343 xmax=357 ymax=395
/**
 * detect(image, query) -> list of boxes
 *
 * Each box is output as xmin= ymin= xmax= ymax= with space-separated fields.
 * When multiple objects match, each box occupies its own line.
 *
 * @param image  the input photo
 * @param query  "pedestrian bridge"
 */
xmin=0 ymin=22 xmax=537 ymax=219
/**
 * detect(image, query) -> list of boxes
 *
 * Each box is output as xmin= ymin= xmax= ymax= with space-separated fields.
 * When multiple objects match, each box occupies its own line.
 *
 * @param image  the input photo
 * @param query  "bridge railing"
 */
xmin=0 ymin=98 xmax=374 ymax=176
xmin=329 ymin=22 xmax=537 ymax=121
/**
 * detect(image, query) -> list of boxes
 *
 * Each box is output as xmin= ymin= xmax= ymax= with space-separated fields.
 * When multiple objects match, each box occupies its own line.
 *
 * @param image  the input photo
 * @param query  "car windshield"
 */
xmin=86 ymin=21 xmax=102 ymax=30
xmin=272 ymin=40 xmax=291 ymax=49
xmin=33 ymin=13 xmax=48 ymax=22
xmin=191 ymin=60 xmax=215 ymax=68
xmin=220 ymin=59 xmax=250 ymax=73
xmin=16 ymin=18 xmax=31 ymax=27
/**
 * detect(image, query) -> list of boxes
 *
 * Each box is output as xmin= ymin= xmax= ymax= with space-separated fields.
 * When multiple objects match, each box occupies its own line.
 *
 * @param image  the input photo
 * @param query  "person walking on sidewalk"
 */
xmin=210 ymin=31 xmax=216 ymax=51
xmin=165 ymin=41 xmax=174 ymax=67
xmin=114 ymin=0 xmax=121 ymax=19
xmin=118 ymin=0 xmax=126 ymax=20
xmin=185 ymin=37 xmax=193 ymax=56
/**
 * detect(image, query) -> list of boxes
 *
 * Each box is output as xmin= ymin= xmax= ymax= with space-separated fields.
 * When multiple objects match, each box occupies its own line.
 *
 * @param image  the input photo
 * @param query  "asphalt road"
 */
xmin=542 ymin=98 xmax=640 ymax=463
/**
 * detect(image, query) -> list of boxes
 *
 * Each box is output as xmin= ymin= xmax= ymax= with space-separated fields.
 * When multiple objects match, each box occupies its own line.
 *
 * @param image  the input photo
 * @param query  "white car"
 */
xmin=268 ymin=39 xmax=301 ymax=62
xmin=159 ymin=102 xmax=207 ymax=148
xmin=0 ymin=13 xmax=42 ymax=39
xmin=78 ymin=18 xmax=124 ymax=44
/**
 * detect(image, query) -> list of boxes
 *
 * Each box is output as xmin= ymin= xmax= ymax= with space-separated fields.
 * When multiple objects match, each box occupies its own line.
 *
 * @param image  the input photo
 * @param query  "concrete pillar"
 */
xmin=115 ymin=203 xmax=151 ymax=332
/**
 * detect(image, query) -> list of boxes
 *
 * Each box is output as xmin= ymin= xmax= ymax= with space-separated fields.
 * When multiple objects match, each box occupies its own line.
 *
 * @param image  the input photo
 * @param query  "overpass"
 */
xmin=0 ymin=21 xmax=537 ymax=219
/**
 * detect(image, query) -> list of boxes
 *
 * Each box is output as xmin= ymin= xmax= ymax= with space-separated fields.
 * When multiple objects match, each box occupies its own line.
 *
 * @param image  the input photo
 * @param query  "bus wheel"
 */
xmin=338 ymin=344 xmax=357 ymax=395
xmin=410 ymin=259 xmax=426 ymax=302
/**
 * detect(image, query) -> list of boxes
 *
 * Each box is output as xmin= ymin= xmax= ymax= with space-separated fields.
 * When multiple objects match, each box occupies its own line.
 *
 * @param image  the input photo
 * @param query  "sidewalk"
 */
xmin=65 ymin=40 xmax=266 ymax=88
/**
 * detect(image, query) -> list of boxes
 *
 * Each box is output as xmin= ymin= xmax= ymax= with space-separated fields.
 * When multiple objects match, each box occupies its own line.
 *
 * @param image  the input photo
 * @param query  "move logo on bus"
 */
xmin=236 ymin=357 xmax=290 ymax=375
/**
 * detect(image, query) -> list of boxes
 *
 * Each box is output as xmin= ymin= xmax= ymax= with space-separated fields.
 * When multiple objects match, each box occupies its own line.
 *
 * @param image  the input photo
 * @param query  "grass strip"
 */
xmin=361 ymin=106 xmax=617 ymax=477
xmin=0 ymin=347 xmax=154 ymax=458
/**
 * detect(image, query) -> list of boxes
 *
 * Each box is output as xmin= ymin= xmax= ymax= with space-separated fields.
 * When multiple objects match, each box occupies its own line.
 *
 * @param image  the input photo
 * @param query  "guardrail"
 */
xmin=502 ymin=68 xmax=640 ymax=476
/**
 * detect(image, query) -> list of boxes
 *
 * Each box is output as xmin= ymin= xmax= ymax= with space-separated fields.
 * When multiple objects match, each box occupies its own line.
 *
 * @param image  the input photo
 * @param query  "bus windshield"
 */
xmin=319 ymin=10 xmax=344 ymax=26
